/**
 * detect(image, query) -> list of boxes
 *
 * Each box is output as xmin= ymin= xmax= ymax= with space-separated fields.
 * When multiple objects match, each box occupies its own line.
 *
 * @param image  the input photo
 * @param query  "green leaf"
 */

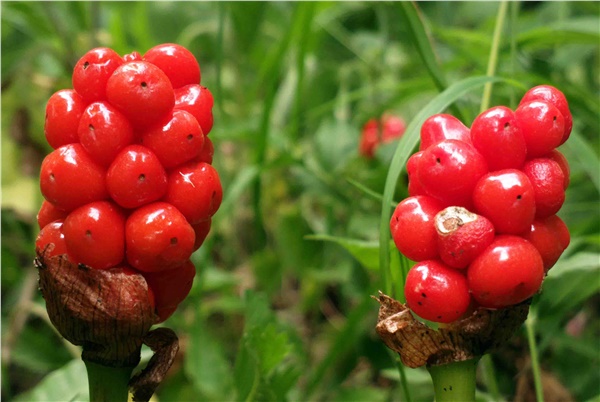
xmin=516 ymin=17 xmax=600 ymax=48
xmin=562 ymin=129 xmax=600 ymax=193
xmin=12 ymin=359 xmax=88 ymax=402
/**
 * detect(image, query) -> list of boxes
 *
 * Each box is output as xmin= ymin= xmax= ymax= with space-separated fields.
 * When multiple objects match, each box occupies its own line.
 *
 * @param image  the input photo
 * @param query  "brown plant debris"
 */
xmin=35 ymin=247 xmax=159 ymax=368
xmin=374 ymin=292 xmax=530 ymax=368
xmin=129 ymin=328 xmax=180 ymax=402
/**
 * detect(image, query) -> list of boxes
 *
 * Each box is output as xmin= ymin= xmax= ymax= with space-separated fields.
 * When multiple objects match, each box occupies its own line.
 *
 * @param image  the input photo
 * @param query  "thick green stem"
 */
xmin=526 ymin=313 xmax=545 ymax=402
xmin=84 ymin=360 xmax=133 ymax=402
xmin=427 ymin=358 xmax=479 ymax=402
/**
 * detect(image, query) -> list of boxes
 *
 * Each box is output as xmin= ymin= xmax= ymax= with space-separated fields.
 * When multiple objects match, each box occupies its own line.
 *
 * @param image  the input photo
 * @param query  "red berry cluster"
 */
xmin=359 ymin=113 xmax=407 ymax=158
xmin=390 ymin=85 xmax=572 ymax=323
xmin=36 ymin=44 xmax=222 ymax=323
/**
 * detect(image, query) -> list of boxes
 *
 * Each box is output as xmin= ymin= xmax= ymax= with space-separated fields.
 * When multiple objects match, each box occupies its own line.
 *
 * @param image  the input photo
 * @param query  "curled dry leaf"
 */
xmin=35 ymin=247 xmax=159 ymax=367
xmin=374 ymin=291 xmax=530 ymax=368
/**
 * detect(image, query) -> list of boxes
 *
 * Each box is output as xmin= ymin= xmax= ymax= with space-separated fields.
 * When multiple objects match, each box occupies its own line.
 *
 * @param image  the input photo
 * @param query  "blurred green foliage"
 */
xmin=1 ymin=2 xmax=599 ymax=401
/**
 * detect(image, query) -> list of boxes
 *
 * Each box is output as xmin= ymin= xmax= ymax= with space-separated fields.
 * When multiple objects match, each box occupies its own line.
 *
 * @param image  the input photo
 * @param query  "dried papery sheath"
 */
xmin=35 ymin=247 xmax=159 ymax=368
xmin=374 ymin=292 xmax=530 ymax=368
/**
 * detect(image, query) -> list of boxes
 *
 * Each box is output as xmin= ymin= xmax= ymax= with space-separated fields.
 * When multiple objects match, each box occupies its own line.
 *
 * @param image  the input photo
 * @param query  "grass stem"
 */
xmin=526 ymin=312 xmax=545 ymax=402
xmin=481 ymin=1 xmax=509 ymax=113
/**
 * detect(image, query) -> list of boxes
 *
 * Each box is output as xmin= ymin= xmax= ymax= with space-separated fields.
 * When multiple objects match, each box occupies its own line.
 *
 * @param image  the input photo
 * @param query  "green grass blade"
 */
xmin=378 ymin=75 xmax=515 ymax=298
xmin=480 ymin=1 xmax=508 ymax=113
xmin=562 ymin=130 xmax=600 ymax=193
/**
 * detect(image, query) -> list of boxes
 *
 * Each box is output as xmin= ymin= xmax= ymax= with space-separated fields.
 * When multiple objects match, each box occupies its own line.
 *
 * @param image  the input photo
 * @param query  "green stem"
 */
xmin=84 ymin=360 xmax=133 ymax=402
xmin=526 ymin=312 xmax=545 ymax=402
xmin=427 ymin=358 xmax=479 ymax=402
xmin=480 ymin=0 xmax=508 ymax=113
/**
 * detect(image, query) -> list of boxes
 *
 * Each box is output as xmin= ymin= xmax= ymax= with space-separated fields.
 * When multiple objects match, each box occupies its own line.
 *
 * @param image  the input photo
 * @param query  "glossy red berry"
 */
xmin=522 ymin=217 xmax=568 ymax=272
xmin=78 ymin=101 xmax=135 ymax=167
xmin=141 ymin=109 xmax=204 ymax=169
xmin=515 ymin=100 xmax=565 ymax=158
xmin=143 ymin=259 xmax=196 ymax=322
xmin=417 ymin=139 xmax=488 ymax=208
xmin=106 ymin=61 xmax=175 ymax=130
xmin=545 ymin=214 xmax=570 ymax=251
xmin=192 ymin=219 xmax=212 ymax=251
xmin=470 ymin=106 xmax=527 ymax=170
xmin=544 ymin=149 xmax=570 ymax=190
xmin=40 ymin=144 xmax=109 ymax=212
xmin=519 ymin=85 xmax=572 ymax=144
xmin=419 ymin=113 xmax=471 ymax=151
xmin=125 ymin=202 xmax=195 ymax=272
xmin=37 ymin=200 xmax=68 ymax=229
xmin=468 ymin=235 xmax=544 ymax=308
xmin=405 ymin=260 xmax=471 ymax=323
xmin=163 ymin=162 xmax=223 ymax=224
xmin=522 ymin=158 xmax=565 ymax=219
xmin=35 ymin=220 xmax=69 ymax=258
xmin=195 ymin=136 xmax=214 ymax=164
xmin=406 ymin=151 xmax=426 ymax=197
xmin=106 ymin=145 xmax=168 ymax=209
xmin=174 ymin=84 xmax=214 ymax=135
xmin=123 ymin=51 xmax=142 ymax=62
xmin=44 ymin=90 xmax=87 ymax=149
xmin=435 ymin=207 xmax=495 ymax=269
xmin=143 ymin=43 xmax=201 ymax=89
xmin=473 ymin=169 xmax=536 ymax=235
xmin=63 ymin=201 xmax=126 ymax=270
xmin=390 ymin=196 xmax=444 ymax=261
xmin=72 ymin=47 xmax=123 ymax=103
xmin=359 ymin=119 xmax=379 ymax=159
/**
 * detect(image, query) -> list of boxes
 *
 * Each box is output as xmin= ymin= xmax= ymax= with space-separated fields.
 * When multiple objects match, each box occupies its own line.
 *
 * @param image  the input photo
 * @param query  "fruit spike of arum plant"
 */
xmin=379 ymin=85 xmax=572 ymax=401
xmin=35 ymin=43 xmax=221 ymax=402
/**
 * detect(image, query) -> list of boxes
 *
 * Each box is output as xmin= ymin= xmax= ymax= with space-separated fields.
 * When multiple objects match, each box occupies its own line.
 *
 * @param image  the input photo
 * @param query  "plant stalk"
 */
xmin=427 ymin=358 xmax=479 ymax=402
xmin=481 ymin=0 xmax=508 ymax=113
xmin=526 ymin=313 xmax=545 ymax=402
xmin=84 ymin=360 xmax=134 ymax=402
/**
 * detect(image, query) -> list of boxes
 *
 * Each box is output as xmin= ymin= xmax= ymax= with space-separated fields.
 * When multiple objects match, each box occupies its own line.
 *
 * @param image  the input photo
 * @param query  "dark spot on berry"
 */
xmin=141 ymin=81 xmax=147 ymax=88
xmin=421 ymin=292 xmax=427 ymax=298
xmin=504 ymin=122 xmax=510 ymax=129
xmin=212 ymin=190 xmax=217 ymax=199
xmin=437 ymin=315 xmax=442 ymax=319
xmin=85 ymin=230 xmax=92 ymax=237
xmin=83 ymin=61 xmax=89 ymax=69
xmin=417 ymin=301 xmax=422 ymax=306
xmin=170 ymin=237 xmax=178 ymax=245
xmin=89 ymin=124 xmax=95 ymax=131
xmin=553 ymin=115 xmax=557 ymax=121
xmin=516 ymin=194 xmax=522 ymax=199
xmin=187 ymin=134 xmax=194 ymax=140
xmin=138 ymin=174 xmax=145 ymax=182
xmin=436 ymin=157 xmax=441 ymax=164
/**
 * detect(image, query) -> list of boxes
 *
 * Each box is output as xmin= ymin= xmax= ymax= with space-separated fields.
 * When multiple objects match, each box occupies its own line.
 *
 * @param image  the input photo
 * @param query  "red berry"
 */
xmin=106 ymin=61 xmax=175 ymax=130
xmin=123 ymin=51 xmax=142 ymax=62
xmin=467 ymin=235 xmax=544 ymax=308
xmin=37 ymin=200 xmax=69 ymax=229
xmin=522 ymin=218 xmax=567 ymax=272
xmin=143 ymin=43 xmax=201 ymax=89
xmin=405 ymin=260 xmax=471 ymax=323
xmin=106 ymin=145 xmax=168 ymax=209
xmin=473 ymin=169 xmax=536 ymax=235
xmin=125 ymin=202 xmax=195 ymax=272
xmin=44 ymin=90 xmax=87 ymax=149
xmin=470 ymin=106 xmax=527 ymax=170
xmin=35 ymin=220 xmax=69 ymax=258
xmin=63 ymin=201 xmax=126 ymax=270
xmin=519 ymin=85 xmax=572 ymax=144
xmin=545 ymin=214 xmax=570 ymax=251
xmin=195 ymin=136 xmax=214 ymax=164
xmin=417 ymin=139 xmax=488 ymax=208
xmin=174 ymin=84 xmax=214 ymax=135
xmin=78 ymin=101 xmax=135 ymax=167
xmin=40 ymin=144 xmax=109 ymax=212
xmin=419 ymin=113 xmax=471 ymax=151
xmin=435 ymin=207 xmax=495 ymax=269
xmin=522 ymin=158 xmax=565 ymax=219
xmin=164 ymin=162 xmax=223 ymax=224
xmin=141 ymin=109 xmax=204 ymax=169
xmin=143 ymin=259 xmax=196 ymax=322
xmin=406 ymin=151 xmax=426 ymax=197
xmin=359 ymin=119 xmax=379 ymax=159
xmin=192 ymin=219 xmax=212 ymax=251
xmin=515 ymin=100 xmax=565 ymax=158
xmin=390 ymin=196 xmax=444 ymax=261
xmin=544 ymin=149 xmax=570 ymax=190
xmin=72 ymin=47 xmax=123 ymax=103
xmin=381 ymin=114 xmax=406 ymax=143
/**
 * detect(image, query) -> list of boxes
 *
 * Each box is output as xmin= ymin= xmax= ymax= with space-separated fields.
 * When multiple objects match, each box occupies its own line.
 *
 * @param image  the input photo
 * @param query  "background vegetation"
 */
xmin=1 ymin=2 xmax=598 ymax=401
